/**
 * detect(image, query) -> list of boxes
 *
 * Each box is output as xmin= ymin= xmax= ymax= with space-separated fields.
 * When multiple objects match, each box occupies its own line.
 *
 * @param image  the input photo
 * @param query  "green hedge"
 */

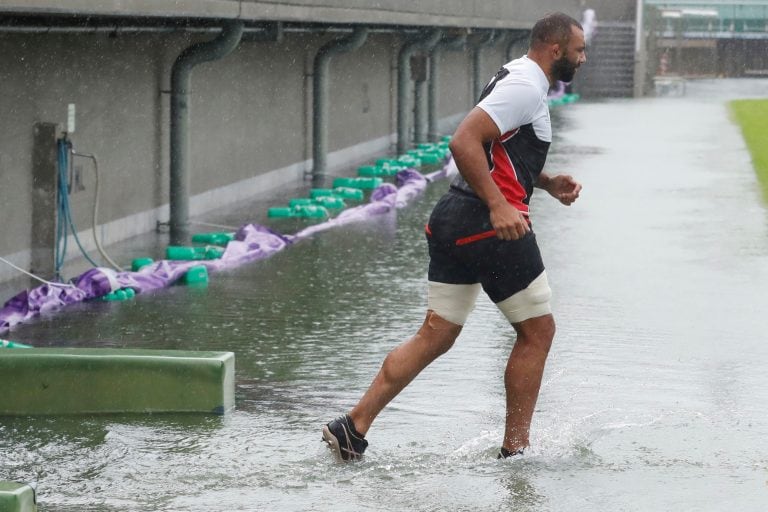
xmin=731 ymin=99 xmax=768 ymax=201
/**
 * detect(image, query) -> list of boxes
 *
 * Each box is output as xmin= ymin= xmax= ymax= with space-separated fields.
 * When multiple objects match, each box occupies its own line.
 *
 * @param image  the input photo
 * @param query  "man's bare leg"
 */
xmin=503 ymin=314 xmax=556 ymax=453
xmin=349 ymin=310 xmax=462 ymax=435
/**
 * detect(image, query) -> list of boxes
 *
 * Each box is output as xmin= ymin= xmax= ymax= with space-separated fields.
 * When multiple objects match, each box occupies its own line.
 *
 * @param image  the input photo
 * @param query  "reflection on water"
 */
xmin=2 ymin=79 xmax=768 ymax=511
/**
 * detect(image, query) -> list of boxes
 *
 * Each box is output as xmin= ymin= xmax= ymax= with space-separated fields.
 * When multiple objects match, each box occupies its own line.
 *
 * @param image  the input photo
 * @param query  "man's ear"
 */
xmin=552 ymin=42 xmax=563 ymax=59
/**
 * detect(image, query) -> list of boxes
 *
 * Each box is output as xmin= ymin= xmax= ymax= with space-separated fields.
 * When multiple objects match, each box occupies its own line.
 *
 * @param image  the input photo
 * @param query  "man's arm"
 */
xmin=536 ymin=172 xmax=582 ymax=206
xmin=449 ymin=107 xmax=530 ymax=240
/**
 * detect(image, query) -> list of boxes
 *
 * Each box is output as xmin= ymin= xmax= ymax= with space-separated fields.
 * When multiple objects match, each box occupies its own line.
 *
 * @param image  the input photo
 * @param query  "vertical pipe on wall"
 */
xmin=413 ymin=78 xmax=426 ymax=144
xmin=169 ymin=21 xmax=244 ymax=244
xmin=471 ymin=30 xmax=498 ymax=102
xmin=634 ymin=0 xmax=647 ymax=97
xmin=397 ymin=29 xmax=441 ymax=155
xmin=311 ymin=26 xmax=369 ymax=182
xmin=506 ymin=30 xmax=529 ymax=62
xmin=428 ymin=32 xmax=467 ymax=141
xmin=414 ymin=29 xmax=441 ymax=144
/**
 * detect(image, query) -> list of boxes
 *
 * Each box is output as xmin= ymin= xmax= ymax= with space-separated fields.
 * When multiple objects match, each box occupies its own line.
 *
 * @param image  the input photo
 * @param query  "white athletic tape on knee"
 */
xmin=496 ymin=272 xmax=552 ymax=324
xmin=427 ymin=282 xmax=481 ymax=326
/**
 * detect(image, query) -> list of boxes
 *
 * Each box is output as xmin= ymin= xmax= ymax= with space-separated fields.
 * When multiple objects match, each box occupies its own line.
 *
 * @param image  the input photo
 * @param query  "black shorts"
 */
xmin=425 ymin=190 xmax=545 ymax=304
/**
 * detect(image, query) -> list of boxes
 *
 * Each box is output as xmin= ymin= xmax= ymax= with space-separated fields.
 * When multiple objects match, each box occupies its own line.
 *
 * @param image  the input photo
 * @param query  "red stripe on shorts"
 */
xmin=455 ymin=230 xmax=497 ymax=246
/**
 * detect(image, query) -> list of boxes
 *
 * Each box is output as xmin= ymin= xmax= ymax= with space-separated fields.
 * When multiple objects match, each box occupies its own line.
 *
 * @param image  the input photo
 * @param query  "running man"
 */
xmin=323 ymin=12 xmax=586 ymax=461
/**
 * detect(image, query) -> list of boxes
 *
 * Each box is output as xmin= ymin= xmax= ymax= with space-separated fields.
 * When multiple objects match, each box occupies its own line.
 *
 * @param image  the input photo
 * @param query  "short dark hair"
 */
xmin=530 ymin=12 xmax=582 ymax=48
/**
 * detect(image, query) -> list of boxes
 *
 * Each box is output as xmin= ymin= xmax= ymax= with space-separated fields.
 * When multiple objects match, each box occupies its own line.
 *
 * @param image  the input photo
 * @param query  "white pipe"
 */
xmin=71 ymin=151 xmax=123 ymax=272
xmin=636 ymin=0 xmax=645 ymax=54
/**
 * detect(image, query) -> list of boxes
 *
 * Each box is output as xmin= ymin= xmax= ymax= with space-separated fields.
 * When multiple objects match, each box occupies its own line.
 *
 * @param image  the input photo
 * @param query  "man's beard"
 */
xmin=552 ymin=54 xmax=578 ymax=82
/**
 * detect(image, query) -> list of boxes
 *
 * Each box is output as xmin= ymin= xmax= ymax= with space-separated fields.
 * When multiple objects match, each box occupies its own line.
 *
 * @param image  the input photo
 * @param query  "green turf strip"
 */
xmin=731 ymin=99 xmax=768 ymax=201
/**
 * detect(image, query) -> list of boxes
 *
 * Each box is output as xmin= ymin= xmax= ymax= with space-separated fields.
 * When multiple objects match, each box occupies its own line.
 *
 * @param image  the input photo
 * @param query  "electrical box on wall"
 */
xmin=67 ymin=103 xmax=76 ymax=133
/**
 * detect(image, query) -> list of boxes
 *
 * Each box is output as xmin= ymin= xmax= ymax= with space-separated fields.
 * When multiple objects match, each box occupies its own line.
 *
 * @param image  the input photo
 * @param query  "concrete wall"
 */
xmin=0 ymin=1 xmax=583 ymax=28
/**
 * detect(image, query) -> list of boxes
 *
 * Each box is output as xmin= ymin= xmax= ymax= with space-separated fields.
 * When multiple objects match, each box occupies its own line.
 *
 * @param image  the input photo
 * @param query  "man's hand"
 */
xmin=542 ymin=174 xmax=582 ymax=206
xmin=489 ymin=200 xmax=530 ymax=240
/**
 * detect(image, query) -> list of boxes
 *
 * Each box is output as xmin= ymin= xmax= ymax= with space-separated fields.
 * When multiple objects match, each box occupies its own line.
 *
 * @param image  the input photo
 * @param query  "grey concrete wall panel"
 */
xmin=326 ymin=34 xmax=396 ymax=154
xmin=243 ymin=0 xmax=584 ymax=27
xmin=0 ymin=0 xmax=240 ymax=19
xmin=0 ymin=0 xmax=584 ymax=28
xmin=0 ymin=35 xmax=36 ymax=262
xmin=186 ymin=36 xmax=309 ymax=191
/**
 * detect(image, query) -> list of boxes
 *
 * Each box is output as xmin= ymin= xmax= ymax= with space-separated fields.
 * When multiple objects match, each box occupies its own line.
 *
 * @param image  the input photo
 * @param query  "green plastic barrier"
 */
xmin=419 ymin=152 xmax=441 ymax=165
xmin=331 ymin=187 xmax=364 ymax=201
xmin=267 ymin=206 xmax=295 ymax=218
xmin=294 ymin=205 xmax=329 ymax=218
xmin=101 ymin=288 xmax=136 ymax=301
xmin=0 ymin=482 xmax=37 ymax=512
xmin=397 ymin=155 xmax=421 ymax=168
xmin=312 ymin=196 xmax=345 ymax=210
xmin=548 ymin=97 xmax=564 ymax=107
xmin=288 ymin=198 xmax=314 ymax=207
xmin=358 ymin=165 xmax=400 ymax=178
xmin=1 ymin=340 xmax=33 ymax=349
xmin=183 ymin=265 xmax=209 ymax=286
xmin=405 ymin=149 xmax=423 ymax=158
xmin=376 ymin=161 xmax=405 ymax=176
xmin=131 ymin=257 xmax=154 ymax=272
xmin=166 ymin=246 xmax=224 ymax=261
xmin=560 ymin=93 xmax=580 ymax=104
xmin=267 ymin=205 xmax=329 ymax=219
xmin=375 ymin=158 xmax=406 ymax=169
xmin=191 ymin=232 xmax=235 ymax=246
xmin=0 ymin=348 xmax=235 ymax=415
xmin=357 ymin=165 xmax=381 ymax=177
xmin=309 ymin=188 xmax=334 ymax=198
xmin=332 ymin=177 xmax=383 ymax=190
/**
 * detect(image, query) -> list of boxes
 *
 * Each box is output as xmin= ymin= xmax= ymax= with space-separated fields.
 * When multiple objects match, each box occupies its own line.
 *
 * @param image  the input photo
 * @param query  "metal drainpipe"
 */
xmin=471 ymin=30 xmax=498 ymax=102
xmin=397 ymin=29 xmax=442 ymax=155
xmin=428 ymin=32 xmax=467 ymax=141
xmin=413 ymin=75 xmax=427 ymax=144
xmin=311 ymin=26 xmax=369 ymax=182
xmin=413 ymin=29 xmax=442 ymax=144
xmin=169 ymin=20 xmax=244 ymax=244
xmin=506 ymin=31 xmax=530 ymax=62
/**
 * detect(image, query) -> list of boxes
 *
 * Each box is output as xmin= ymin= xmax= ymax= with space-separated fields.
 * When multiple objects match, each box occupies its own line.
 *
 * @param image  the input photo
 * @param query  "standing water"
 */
xmin=2 ymin=79 xmax=768 ymax=511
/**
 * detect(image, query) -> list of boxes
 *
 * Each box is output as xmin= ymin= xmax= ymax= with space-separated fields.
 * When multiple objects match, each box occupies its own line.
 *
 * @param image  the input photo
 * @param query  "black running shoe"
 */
xmin=322 ymin=414 xmax=368 ymax=461
xmin=497 ymin=447 xmax=524 ymax=459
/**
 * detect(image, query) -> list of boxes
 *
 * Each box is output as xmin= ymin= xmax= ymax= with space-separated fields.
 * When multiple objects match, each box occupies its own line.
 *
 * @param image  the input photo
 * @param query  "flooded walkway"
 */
xmin=2 ymin=79 xmax=768 ymax=511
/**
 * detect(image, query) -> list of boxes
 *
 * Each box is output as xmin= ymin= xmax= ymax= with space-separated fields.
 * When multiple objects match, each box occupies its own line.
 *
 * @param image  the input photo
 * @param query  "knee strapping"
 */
xmin=427 ymin=282 xmax=481 ymax=326
xmin=496 ymin=272 xmax=552 ymax=324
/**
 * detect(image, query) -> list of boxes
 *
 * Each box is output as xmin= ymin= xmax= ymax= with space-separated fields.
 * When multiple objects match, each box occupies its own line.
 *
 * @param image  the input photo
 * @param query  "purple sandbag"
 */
xmin=0 ymin=284 xmax=86 ymax=333
xmin=0 ymin=158 xmax=452 ymax=335
xmin=394 ymin=169 xmax=428 ymax=208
